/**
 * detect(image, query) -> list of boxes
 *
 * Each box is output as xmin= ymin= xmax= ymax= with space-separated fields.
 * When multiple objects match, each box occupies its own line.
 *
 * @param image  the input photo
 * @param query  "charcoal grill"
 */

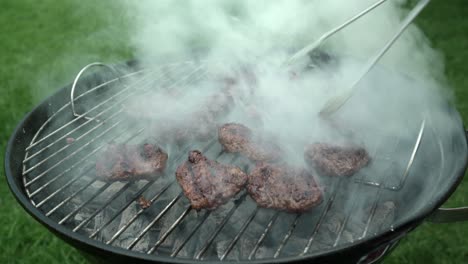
xmin=6 ymin=1 xmax=468 ymax=263
xmin=5 ymin=57 xmax=468 ymax=264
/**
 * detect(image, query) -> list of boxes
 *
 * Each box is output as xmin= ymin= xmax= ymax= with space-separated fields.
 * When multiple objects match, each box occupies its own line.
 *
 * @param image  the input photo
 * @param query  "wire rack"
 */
xmin=19 ymin=57 xmax=434 ymax=262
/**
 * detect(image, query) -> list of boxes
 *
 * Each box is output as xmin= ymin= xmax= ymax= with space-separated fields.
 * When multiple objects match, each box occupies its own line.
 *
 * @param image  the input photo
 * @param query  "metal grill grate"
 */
xmin=20 ymin=60 xmax=431 ymax=262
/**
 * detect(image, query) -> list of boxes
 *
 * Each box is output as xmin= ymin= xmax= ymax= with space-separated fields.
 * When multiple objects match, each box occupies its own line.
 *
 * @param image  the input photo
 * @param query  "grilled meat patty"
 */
xmin=247 ymin=163 xmax=322 ymax=213
xmin=304 ymin=143 xmax=370 ymax=177
xmin=218 ymin=123 xmax=281 ymax=162
xmin=176 ymin=150 xmax=248 ymax=210
xmin=96 ymin=143 xmax=168 ymax=181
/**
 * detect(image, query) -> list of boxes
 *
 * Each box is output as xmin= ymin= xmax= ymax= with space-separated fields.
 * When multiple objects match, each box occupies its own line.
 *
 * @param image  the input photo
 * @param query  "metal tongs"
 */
xmin=285 ymin=0 xmax=431 ymax=117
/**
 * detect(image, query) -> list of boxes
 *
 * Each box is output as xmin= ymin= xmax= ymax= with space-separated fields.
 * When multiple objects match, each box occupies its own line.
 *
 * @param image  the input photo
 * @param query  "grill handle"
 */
xmin=70 ymin=62 xmax=120 ymax=121
xmin=427 ymin=130 xmax=468 ymax=223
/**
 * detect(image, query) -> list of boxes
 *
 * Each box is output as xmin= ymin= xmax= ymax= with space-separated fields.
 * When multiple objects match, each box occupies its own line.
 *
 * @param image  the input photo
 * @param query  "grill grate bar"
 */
xmin=354 ymin=119 xmax=425 ymax=190
xmin=106 ymin=181 xmax=176 ymax=245
xmin=37 ymin=127 xmax=145 ymax=209
xmin=58 ymin=182 xmax=112 ymax=224
xmin=89 ymin=180 xmax=156 ymax=239
xmin=389 ymin=119 xmax=425 ymax=190
xmin=170 ymin=211 xmax=211 ymax=258
xmin=358 ymin=173 xmax=391 ymax=240
xmin=333 ymin=199 xmax=359 ymax=247
xmin=169 ymin=150 xmax=243 ymax=258
xmin=359 ymin=187 xmax=384 ymax=239
xmin=90 ymin=141 xmax=208 ymax=239
xmin=25 ymin=69 xmax=155 ymax=151
xmin=127 ymin=193 xmax=183 ymax=250
xmin=156 ymin=61 xmax=210 ymax=89
xmin=273 ymin=214 xmax=302 ymax=258
xmin=332 ymin=182 xmax=365 ymax=247
xmin=147 ymin=205 xmax=192 ymax=255
xmin=161 ymin=64 xmax=209 ymax=93
xmin=24 ymin=120 xmax=125 ymax=187
xmin=22 ymin=63 xmax=422 ymax=260
xmin=46 ymin=179 xmax=97 ymax=217
xmin=248 ymin=211 xmax=280 ymax=260
xmin=219 ymin=207 xmax=259 ymax=261
xmin=23 ymin=62 xmax=210 ymax=198
xmin=106 ymin=140 xmax=216 ymax=246
xmin=195 ymin=194 xmax=247 ymax=260
xmin=35 ymin=166 xmax=94 ymax=208
xmin=28 ymin=151 xmax=99 ymax=198
xmin=27 ymin=126 xmax=144 ymax=198
xmin=23 ymin=107 xmax=122 ymax=164
xmin=302 ymin=180 xmax=341 ymax=255
xmin=26 ymin=61 xmax=207 ymax=161
xmin=73 ymin=182 xmax=134 ymax=232
xmin=354 ymin=181 xmax=381 ymax=188
xmin=18 ymin=56 xmax=432 ymax=261
xmin=23 ymin=110 xmax=122 ymax=175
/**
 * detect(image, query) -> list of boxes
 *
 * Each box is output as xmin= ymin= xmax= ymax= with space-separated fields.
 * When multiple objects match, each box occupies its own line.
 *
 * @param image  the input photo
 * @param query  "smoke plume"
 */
xmin=119 ymin=0 xmax=466 ymax=225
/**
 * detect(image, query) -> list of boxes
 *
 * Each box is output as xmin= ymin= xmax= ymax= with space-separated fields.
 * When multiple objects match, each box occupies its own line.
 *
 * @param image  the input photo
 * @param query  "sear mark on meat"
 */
xmin=218 ymin=123 xmax=281 ymax=162
xmin=96 ymin=143 xmax=168 ymax=181
xmin=247 ymin=163 xmax=322 ymax=213
xmin=176 ymin=150 xmax=248 ymax=210
xmin=304 ymin=143 xmax=370 ymax=177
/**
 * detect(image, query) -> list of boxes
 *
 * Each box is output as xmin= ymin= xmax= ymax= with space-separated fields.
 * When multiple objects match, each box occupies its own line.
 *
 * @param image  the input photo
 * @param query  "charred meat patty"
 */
xmin=96 ymin=143 xmax=168 ymax=181
xmin=247 ymin=163 xmax=322 ymax=213
xmin=176 ymin=150 xmax=248 ymax=210
xmin=218 ymin=123 xmax=281 ymax=162
xmin=304 ymin=143 xmax=370 ymax=177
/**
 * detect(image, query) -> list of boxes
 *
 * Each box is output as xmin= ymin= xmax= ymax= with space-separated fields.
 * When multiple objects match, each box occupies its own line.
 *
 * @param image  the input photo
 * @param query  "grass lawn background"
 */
xmin=1 ymin=0 xmax=468 ymax=263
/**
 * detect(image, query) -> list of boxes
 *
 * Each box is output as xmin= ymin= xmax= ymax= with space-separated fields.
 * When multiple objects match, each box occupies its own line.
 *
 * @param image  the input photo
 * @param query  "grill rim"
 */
xmin=4 ymin=61 xmax=468 ymax=263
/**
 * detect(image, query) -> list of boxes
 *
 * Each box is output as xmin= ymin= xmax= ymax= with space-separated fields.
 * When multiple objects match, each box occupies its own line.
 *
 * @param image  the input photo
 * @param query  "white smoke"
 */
xmin=119 ymin=0 xmax=466 ymax=223
xmin=122 ymin=0 xmax=446 ymax=81
xmin=120 ymin=0 xmax=452 ymax=149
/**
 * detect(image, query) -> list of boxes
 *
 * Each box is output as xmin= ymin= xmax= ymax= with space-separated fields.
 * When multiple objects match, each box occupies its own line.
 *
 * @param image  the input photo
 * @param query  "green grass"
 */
xmin=1 ymin=0 xmax=468 ymax=263
xmin=0 ymin=1 xmax=132 ymax=263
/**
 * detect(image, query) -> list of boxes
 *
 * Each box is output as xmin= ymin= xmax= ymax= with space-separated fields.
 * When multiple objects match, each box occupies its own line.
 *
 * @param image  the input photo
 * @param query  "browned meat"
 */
xmin=247 ymin=163 xmax=322 ymax=213
xmin=304 ymin=143 xmax=370 ymax=177
xmin=138 ymin=196 xmax=152 ymax=209
xmin=175 ymin=150 xmax=248 ymax=210
xmin=96 ymin=143 xmax=168 ymax=181
xmin=218 ymin=123 xmax=281 ymax=162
